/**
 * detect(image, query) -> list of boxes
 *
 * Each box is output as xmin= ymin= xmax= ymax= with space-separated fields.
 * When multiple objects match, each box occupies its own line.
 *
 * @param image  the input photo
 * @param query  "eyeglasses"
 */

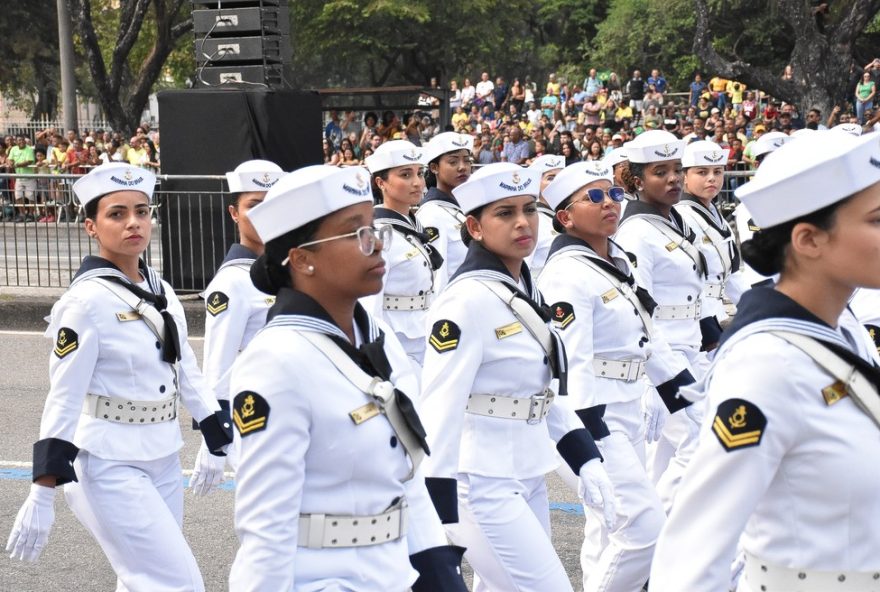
xmin=566 ymin=186 xmax=626 ymax=208
xmin=295 ymin=225 xmax=393 ymax=258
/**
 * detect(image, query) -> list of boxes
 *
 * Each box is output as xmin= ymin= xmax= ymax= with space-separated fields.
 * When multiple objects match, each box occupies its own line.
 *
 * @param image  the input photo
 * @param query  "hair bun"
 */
xmin=250 ymin=253 xmax=286 ymax=295
xmin=741 ymin=231 xmax=783 ymax=276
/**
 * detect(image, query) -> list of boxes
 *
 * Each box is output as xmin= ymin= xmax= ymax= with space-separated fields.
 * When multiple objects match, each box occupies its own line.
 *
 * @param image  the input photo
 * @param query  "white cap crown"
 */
xmin=73 ymin=163 xmax=156 ymax=208
xmin=452 ymin=162 xmax=541 ymax=214
xmin=752 ymin=131 xmax=791 ymax=158
xmin=420 ymin=132 xmax=474 ymax=165
xmin=602 ymin=147 xmax=629 ymax=169
xmin=225 ymin=159 xmax=284 ymax=193
xmin=682 ymin=140 xmax=728 ymax=168
xmin=528 ymin=154 xmax=565 ymax=172
xmin=624 ymin=130 xmax=685 ymax=164
xmin=365 ymin=140 xmax=424 ymax=174
xmin=543 ymin=161 xmax=614 ymax=210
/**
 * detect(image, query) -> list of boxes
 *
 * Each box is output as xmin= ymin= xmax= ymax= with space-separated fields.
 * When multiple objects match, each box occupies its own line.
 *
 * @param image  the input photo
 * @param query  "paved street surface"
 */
xmin=0 ymin=330 xmax=590 ymax=591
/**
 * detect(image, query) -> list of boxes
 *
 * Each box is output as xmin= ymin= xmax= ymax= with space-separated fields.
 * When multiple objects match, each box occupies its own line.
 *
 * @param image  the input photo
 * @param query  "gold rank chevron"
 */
xmin=206 ymin=300 xmax=228 ymax=315
xmin=233 ymin=409 xmax=266 ymax=434
xmin=712 ymin=416 xmax=762 ymax=448
xmin=54 ymin=340 xmax=77 ymax=358
xmin=429 ymin=334 xmax=458 ymax=351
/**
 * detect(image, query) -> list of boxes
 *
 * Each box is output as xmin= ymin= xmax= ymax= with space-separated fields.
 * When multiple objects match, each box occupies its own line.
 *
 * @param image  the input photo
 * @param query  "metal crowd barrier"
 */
xmin=0 ymin=169 xmax=755 ymax=291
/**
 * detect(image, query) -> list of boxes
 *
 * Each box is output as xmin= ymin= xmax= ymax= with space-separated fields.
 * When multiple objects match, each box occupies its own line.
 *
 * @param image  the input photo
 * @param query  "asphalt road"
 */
xmin=0 ymin=330 xmax=590 ymax=592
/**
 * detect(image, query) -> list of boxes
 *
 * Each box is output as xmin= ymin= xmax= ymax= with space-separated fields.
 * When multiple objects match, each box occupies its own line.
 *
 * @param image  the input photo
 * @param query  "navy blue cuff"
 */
xmin=410 ymin=545 xmax=468 ymax=591
xmin=425 ymin=477 xmax=458 ymax=524
xmin=700 ymin=316 xmax=723 ymax=351
xmin=556 ymin=428 xmax=602 ymax=474
xmin=192 ymin=400 xmax=230 ymax=431
xmin=575 ymin=405 xmax=610 ymax=440
xmin=32 ymin=437 xmax=79 ymax=485
xmin=199 ymin=410 xmax=234 ymax=456
xmin=656 ymin=369 xmax=696 ymax=413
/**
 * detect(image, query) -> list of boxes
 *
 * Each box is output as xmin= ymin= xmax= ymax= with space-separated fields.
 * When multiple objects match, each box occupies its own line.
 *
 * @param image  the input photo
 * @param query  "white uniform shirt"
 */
xmin=651 ymin=288 xmax=880 ymax=590
xmin=202 ymin=244 xmax=273 ymax=404
xmin=614 ymin=201 xmax=706 ymax=350
xmin=538 ymin=236 xmax=687 ymax=410
xmin=415 ymin=189 xmax=468 ymax=293
xmin=40 ymin=258 xmax=219 ymax=463
xmin=676 ymin=196 xmax=749 ymax=321
xmin=229 ymin=290 xmax=447 ymax=592
xmin=526 ymin=203 xmax=558 ymax=278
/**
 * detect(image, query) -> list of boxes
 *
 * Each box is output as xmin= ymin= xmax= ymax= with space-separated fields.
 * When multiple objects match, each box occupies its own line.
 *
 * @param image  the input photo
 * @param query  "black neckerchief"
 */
xmin=680 ymin=193 xmax=741 ymax=273
xmin=620 ymin=199 xmax=709 ymax=277
xmin=721 ymin=287 xmax=880 ymax=385
xmin=537 ymin=202 xmax=556 ymax=219
xmin=267 ymin=288 xmax=429 ymax=452
xmin=374 ymin=206 xmax=444 ymax=270
xmin=221 ymin=243 xmax=258 ymax=266
xmin=72 ymin=256 xmax=180 ymax=363
xmin=547 ymin=234 xmax=657 ymax=315
xmin=421 ymin=186 xmax=460 ymax=207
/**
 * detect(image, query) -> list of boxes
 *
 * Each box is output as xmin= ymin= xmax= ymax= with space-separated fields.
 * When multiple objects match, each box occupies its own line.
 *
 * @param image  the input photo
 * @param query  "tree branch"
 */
xmin=832 ymin=0 xmax=880 ymax=47
xmin=110 ymin=0 xmax=151 ymax=94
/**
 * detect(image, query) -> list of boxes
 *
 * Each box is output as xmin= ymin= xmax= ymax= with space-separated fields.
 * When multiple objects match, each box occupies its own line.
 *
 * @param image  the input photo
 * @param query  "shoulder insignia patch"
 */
xmin=712 ymin=398 xmax=766 ymax=452
xmin=626 ymin=251 xmax=638 ymax=268
xmin=747 ymin=218 xmax=761 ymax=233
xmin=54 ymin=327 xmax=78 ymax=359
xmin=551 ymin=302 xmax=575 ymax=330
xmin=206 ymin=291 xmax=229 ymax=316
xmin=424 ymin=226 xmax=440 ymax=243
xmin=821 ymin=380 xmax=848 ymax=406
xmin=429 ymin=320 xmax=460 ymax=353
xmin=233 ymin=391 xmax=270 ymax=436
xmin=865 ymin=324 xmax=880 ymax=356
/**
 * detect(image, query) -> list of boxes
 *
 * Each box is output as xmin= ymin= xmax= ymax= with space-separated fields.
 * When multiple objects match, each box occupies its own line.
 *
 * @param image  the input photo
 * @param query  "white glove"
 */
xmin=189 ymin=441 xmax=226 ymax=496
xmin=6 ymin=483 xmax=56 ymax=562
xmin=578 ymin=459 xmax=618 ymax=530
xmin=643 ymin=389 xmax=669 ymax=443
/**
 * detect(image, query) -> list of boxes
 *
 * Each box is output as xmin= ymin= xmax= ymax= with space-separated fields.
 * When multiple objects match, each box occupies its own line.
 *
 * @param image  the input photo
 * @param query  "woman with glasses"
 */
xmin=613 ymin=130 xmax=705 ymax=512
xmin=420 ymin=162 xmax=617 ymax=592
xmin=652 ymin=128 xmax=880 ymax=592
xmin=228 ymin=165 xmax=467 ymax=591
xmin=416 ymin=132 xmax=474 ymax=291
xmin=538 ymin=161 xmax=698 ymax=592
xmin=675 ymin=141 xmax=749 ymax=352
xmin=364 ymin=140 xmax=443 ymax=367
xmin=191 ymin=160 xmax=284 ymax=485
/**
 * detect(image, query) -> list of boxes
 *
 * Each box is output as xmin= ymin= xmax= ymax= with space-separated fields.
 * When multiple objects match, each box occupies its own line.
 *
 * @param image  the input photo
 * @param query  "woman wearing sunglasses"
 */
xmin=613 ymin=130 xmax=705 ymax=512
xmin=227 ymin=165 xmax=466 ymax=592
xmin=421 ymin=162 xmax=617 ymax=592
xmin=527 ymin=154 xmax=565 ymax=276
xmin=364 ymin=141 xmax=443 ymax=368
xmin=538 ymin=161 xmax=698 ymax=592
xmin=416 ymin=132 xmax=474 ymax=291
xmin=651 ymin=129 xmax=880 ymax=592
xmin=675 ymin=141 xmax=749 ymax=352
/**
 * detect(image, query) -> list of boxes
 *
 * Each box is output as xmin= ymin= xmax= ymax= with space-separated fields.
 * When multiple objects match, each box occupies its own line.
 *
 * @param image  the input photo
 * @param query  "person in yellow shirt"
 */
xmin=709 ymin=75 xmax=729 ymax=110
xmin=451 ymin=106 xmax=469 ymax=131
xmin=727 ymin=80 xmax=746 ymax=114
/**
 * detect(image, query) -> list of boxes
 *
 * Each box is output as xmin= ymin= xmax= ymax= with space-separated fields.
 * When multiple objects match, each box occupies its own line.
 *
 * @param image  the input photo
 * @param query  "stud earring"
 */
xmin=307 ymin=265 xmax=315 ymax=273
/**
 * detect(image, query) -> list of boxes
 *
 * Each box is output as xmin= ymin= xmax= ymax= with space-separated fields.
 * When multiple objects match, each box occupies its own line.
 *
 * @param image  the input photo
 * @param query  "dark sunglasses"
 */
xmin=567 ymin=186 xmax=626 ymax=208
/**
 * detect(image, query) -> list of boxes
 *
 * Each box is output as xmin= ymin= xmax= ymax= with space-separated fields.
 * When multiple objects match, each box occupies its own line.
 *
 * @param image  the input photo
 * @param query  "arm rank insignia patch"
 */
xmin=865 ymin=324 xmax=880 ymax=356
xmin=54 ymin=328 xmax=79 ymax=359
xmin=429 ymin=320 xmax=461 ymax=353
xmin=711 ymin=398 xmax=766 ymax=452
xmin=551 ymin=302 xmax=575 ymax=330
xmin=233 ymin=391 xmax=270 ymax=436
xmin=206 ymin=291 xmax=230 ymax=316
xmin=424 ymin=227 xmax=440 ymax=243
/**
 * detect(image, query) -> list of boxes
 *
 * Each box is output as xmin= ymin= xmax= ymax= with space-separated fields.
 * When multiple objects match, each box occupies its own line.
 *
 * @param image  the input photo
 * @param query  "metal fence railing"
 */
xmin=0 ymin=169 xmax=756 ymax=291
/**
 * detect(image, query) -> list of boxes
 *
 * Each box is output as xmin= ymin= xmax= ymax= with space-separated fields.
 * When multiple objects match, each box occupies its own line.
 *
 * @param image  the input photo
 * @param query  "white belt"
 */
xmin=705 ymin=282 xmax=725 ymax=299
xmin=83 ymin=393 xmax=178 ymax=424
xmin=654 ymin=300 xmax=702 ymax=320
xmin=466 ymin=388 xmax=555 ymax=424
xmin=744 ymin=552 xmax=880 ymax=592
xmin=382 ymin=292 xmax=431 ymax=311
xmin=592 ymin=357 xmax=646 ymax=382
xmin=297 ymin=502 xmax=407 ymax=549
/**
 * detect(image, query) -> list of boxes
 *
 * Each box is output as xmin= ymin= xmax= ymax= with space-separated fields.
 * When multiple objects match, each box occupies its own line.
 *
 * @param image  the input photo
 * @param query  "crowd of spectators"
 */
xmin=0 ymin=124 xmax=159 ymax=222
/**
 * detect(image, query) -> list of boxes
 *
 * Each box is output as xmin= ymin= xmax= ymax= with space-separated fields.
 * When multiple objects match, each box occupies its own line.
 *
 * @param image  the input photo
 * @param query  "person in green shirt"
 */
xmin=7 ymin=136 xmax=36 ymax=222
xmin=856 ymin=70 xmax=876 ymax=124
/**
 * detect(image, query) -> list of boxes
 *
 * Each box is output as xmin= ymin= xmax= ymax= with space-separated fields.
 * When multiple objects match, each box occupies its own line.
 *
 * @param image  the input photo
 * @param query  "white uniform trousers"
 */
xmin=580 ymin=398 xmax=665 ymax=592
xmin=447 ymin=474 xmax=573 ymax=592
xmin=64 ymin=451 xmax=205 ymax=592
xmin=646 ymin=346 xmax=708 ymax=513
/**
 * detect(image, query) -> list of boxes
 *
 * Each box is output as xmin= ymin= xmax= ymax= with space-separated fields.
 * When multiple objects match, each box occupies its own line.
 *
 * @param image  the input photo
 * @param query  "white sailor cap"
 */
xmin=682 ymin=140 xmax=728 ymax=168
xmin=602 ymin=147 xmax=629 ymax=169
xmin=247 ymin=165 xmax=373 ymax=243
xmin=452 ymin=162 xmax=541 ymax=214
xmin=73 ymin=162 xmax=156 ymax=208
xmin=225 ymin=159 xmax=284 ymax=193
xmin=623 ymin=130 xmax=685 ymax=163
xmin=752 ymin=131 xmax=791 ymax=159
xmin=420 ymin=132 xmax=474 ymax=165
xmin=735 ymin=131 xmax=880 ymax=228
xmin=364 ymin=140 xmax=424 ymax=174
xmin=543 ymin=161 xmax=614 ymax=211
xmin=832 ymin=122 xmax=863 ymax=137
xmin=790 ymin=128 xmax=817 ymax=139
xmin=528 ymin=154 xmax=565 ymax=172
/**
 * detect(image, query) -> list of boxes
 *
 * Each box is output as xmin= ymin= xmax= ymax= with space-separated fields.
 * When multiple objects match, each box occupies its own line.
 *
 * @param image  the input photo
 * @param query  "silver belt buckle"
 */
xmin=528 ymin=392 xmax=547 ymax=425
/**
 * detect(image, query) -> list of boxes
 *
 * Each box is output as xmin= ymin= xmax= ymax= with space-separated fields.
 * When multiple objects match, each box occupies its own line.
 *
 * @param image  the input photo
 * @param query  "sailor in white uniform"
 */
xmin=192 ymin=159 xmax=283 ymax=483
xmin=415 ymin=132 xmax=474 ymax=291
xmin=675 ymin=140 xmax=749 ymax=349
xmin=6 ymin=163 xmax=232 ymax=592
xmin=651 ymin=130 xmax=880 ymax=592
xmin=228 ymin=165 xmax=467 ymax=592
xmin=526 ymin=154 xmax=565 ymax=276
xmin=602 ymin=147 xmax=637 ymax=216
xmin=363 ymin=140 xmax=443 ymax=368
xmin=538 ymin=161 xmax=699 ymax=592
xmin=613 ymin=130 xmax=707 ymax=511
xmin=420 ymin=162 xmax=618 ymax=592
